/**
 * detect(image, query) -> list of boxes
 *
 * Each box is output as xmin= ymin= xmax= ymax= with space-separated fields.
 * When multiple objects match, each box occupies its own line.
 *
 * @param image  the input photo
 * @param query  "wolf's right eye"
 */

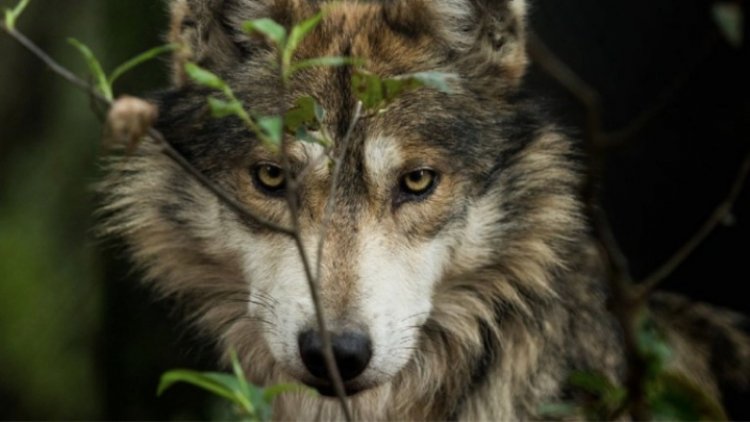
xmin=253 ymin=164 xmax=286 ymax=196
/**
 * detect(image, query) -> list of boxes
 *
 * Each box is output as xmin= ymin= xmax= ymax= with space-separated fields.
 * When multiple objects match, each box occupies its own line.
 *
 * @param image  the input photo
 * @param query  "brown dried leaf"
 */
xmin=105 ymin=95 xmax=158 ymax=152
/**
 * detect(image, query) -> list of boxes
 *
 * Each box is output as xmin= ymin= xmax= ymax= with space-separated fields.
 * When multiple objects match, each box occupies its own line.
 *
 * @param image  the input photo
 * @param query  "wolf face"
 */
xmin=102 ymin=0 xmax=613 ymax=419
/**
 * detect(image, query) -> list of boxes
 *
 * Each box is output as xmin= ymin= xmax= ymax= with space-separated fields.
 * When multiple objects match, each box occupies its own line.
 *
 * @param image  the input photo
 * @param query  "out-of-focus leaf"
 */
xmin=648 ymin=371 xmax=728 ymax=421
xmin=67 ymin=38 xmax=113 ymax=101
xmin=636 ymin=317 xmax=672 ymax=375
xmin=258 ymin=116 xmax=284 ymax=148
xmin=295 ymin=126 xmax=330 ymax=147
xmin=352 ymin=70 xmax=385 ymax=110
xmin=263 ymin=383 xmax=316 ymax=402
xmin=284 ymin=96 xmax=319 ymax=132
xmin=208 ymin=97 xmax=244 ymax=119
xmin=158 ymin=370 xmax=245 ymax=404
xmin=569 ymin=371 xmax=616 ymax=395
xmin=406 ymin=71 xmax=455 ymax=94
xmin=284 ymin=12 xmax=323 ymax=68
xmin=243 ymin=18 xmax=287 ymax=46
xmin=712 ymin=3 xmax=744 ymax=48
xmin=566 ymin=370 xmax=626 ymax=419
xmin=184 ymin=62 xmax=229 ymax=92
xmin=537 ymin=402 xmax=579 ymax=419
xmin=287 ymin=56 xmax=360 ymax=78
xmin=109 ymin=43 xmax=176 ymax=86
xmin=3 ymin=0 xmax=30 ymax=30
xmin=353 ymin=69 xmax=456 ymax=111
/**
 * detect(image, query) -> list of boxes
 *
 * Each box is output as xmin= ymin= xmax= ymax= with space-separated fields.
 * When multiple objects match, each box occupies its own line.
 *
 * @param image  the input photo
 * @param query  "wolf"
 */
xmin=100 ymin=0 xmax=750 ymax=419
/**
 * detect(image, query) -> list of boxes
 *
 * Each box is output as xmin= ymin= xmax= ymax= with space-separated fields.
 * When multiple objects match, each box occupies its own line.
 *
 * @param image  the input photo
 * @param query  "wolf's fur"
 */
xmin=100 ymin=0 xmax=750 ymax=419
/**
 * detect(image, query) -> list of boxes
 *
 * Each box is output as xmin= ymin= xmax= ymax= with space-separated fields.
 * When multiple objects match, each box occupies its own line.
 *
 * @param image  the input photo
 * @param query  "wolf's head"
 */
xmin=102 ymin=0 xmax=585 ymax=408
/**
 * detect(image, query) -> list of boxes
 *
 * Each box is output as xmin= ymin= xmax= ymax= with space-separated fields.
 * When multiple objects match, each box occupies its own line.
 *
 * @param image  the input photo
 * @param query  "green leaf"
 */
xmin=313 ymin=100 xmax=326 ymax=123
xmin=636 ymin=317 xmax=672 ymax=375
xmin=109 ymin=43 xmax=176 ymax=86
xmin=262 ymin=383 xmax=316 ymax=402
xmin=568 ymin=371 xmax=616 ymax=395
xmin=207 ymin=97 xmax=244 ymax=119
xmin=158 ymin=369 xmax=245 ymax=402
xmin=284 ymin=96 xmax=319 ymax=132
xmin=353 ymin=70 xmax=456 ymax=111
xmin=258 ymin=116 xmax=284 ymax=147
xmin=295 ymin=126 xmax=331 ymax=148
xmin=184 ymin=62 xmax=229 ymax=92
xmin=243 ymin=18 xmax=287 ymax=46
xmin=230 ymin=351 xmax=251 ymax=397
xmin=352 ymin=70 xmax=385 ymax=110
xmin=67 ymin=38 xmax=113 ymax=101
xmin=287 ymin=56 xmax=361 ymax=78
xmin=537 ymin=402 xmax=579 ymax=419
xmin=3 ymin=0 xmax=30 ymax=31
xmin=712 ymin=3 xmax=744 ymax=48
xmin=283 ymin=12 xmax=323 ymax=73
xmin=405 ymin=71 xmax=455 ymax=94
xmin=648 ymin=372 xmax=728 ymax=421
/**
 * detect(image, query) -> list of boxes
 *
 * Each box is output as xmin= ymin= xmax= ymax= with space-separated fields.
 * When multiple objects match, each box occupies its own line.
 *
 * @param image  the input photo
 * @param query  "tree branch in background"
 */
xmin=528 ymin=26 xmax=749 ymax=420
xmin=637 ymin=151 xmax=750 ymax=300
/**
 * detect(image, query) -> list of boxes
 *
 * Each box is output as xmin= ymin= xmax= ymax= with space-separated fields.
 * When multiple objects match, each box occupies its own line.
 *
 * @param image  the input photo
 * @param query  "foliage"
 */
xmin=68 ymin=39 xmax=174 ymax=101
xmin=158 ymin=352 xmax=313 ymax=422
xmin=539 ymin=314 xmax=727 ymax=421
xmin=712 ymin=3 xmax=744 ymax=48
xmin=2 ymin=0 xmax=28 ymax=30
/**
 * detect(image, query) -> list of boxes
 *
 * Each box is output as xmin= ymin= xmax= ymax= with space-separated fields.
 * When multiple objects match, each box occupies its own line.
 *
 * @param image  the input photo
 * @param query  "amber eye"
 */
xmin=400 ymin=169 xmax=438 ymax=197
xmin=253 ymin=163 xmax=286 ymax=194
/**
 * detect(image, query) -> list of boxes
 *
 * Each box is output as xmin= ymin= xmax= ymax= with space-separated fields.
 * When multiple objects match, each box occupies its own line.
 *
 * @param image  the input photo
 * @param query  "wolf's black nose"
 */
xmin=298 ymin=330 xmax=372 ymax=382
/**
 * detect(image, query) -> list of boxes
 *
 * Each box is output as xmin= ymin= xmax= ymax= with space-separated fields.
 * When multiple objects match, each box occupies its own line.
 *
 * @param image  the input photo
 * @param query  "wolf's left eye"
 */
xmin=399 ymin=169 xmax=438 ymax=198
xmin=253 ymin=163 xmax=286 ymax=196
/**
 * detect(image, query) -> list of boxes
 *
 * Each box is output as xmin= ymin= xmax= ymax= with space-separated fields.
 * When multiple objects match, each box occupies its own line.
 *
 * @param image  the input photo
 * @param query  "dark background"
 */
xmin=0 ymin=0 xmax=747 ymax=419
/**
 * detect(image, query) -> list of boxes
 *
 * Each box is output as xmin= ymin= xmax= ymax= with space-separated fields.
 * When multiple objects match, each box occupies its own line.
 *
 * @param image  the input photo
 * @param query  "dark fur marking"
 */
xmin=334 ymin=43 xmax=355 ymax=140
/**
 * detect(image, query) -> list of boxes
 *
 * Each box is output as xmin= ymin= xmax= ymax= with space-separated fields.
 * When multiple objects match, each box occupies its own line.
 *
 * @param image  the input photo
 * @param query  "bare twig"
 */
xmin=526 ymin=31 xmax=604 ymax=147
xmin=637 ymin=150 xmax=750 ymax=300
xmin=3 ymin=26 xmax=105 ymax=100
xmin=316 ymin=101 xmax=363 ymax=280
xmin=528 ymin=30 xmax=720 ymax=151
xmin=1 ymin=23 xmax=295 ymax=236
xmin=529 ymin=29 xmax=665 ymax=421
xmin=530 ymin=24 xmax=750 ymax=420
xmin=278 ymin=102 xmax=363 ymax=422
xmin=4 ymin=19 xmax=357 ymax=420
xmin=152 ymin=129 xmax=295 ymax=234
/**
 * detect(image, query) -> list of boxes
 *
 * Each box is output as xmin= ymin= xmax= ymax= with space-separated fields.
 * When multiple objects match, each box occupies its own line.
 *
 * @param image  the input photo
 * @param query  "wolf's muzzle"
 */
xmin=298 ymin=330 xmax=373 ymax=388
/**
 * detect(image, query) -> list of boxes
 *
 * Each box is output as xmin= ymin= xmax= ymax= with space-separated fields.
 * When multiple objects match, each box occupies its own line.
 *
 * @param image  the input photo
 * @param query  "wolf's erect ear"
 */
xmin=421 ymin=0 xmax=529 ymax=89
xmin=391 ymin=0 xmax=528 ymax=86
xmin=169 ymin=0 xmax=286 ymax=86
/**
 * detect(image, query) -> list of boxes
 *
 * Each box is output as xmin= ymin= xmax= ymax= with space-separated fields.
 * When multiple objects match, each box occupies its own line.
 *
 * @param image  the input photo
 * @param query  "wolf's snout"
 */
xmin=298 ymin=330 xmax=373 ymax=382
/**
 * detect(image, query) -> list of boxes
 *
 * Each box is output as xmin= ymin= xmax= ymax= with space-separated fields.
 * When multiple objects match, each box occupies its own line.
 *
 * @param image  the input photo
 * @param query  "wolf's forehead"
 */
xmin=294 ymin=3 xmax=443 ymax=75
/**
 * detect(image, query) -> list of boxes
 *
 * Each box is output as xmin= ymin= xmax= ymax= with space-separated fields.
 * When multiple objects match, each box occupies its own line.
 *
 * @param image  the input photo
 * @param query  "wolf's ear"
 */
xmin=396 ymin=0 xmax=529 ymax=90
xmin=169 ymin=0 xmax=291 ymax=86
xmin=440 ymin=0 xmax=528 ymax=88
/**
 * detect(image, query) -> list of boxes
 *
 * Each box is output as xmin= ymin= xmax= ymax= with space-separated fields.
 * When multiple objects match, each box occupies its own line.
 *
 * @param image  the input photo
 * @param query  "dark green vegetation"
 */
xmin=1 ymin=0 xmax=747 ymax=420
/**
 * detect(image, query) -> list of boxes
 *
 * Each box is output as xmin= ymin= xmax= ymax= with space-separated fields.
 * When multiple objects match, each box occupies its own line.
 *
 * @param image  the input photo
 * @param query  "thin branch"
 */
xmin=150 ymin=129 xmax=295 ymax=235
xmin=526 ymin=30 xmax=604 ymax=147
xmin=4 ymin=14 xmax=356 ymax=420
xmin=280 ymin=144 xmax=353 ymax=421
xmin=2 ymin=25 xmax=107 ymax=101
xmin=528 ymin=30 xmax=719 ymax=151
xmin=316 ymin=101 xmax=363 ymax=280
xmin=529 ymin=29 xmax=649 ymax=421
xmin=2 ymin=23 xmax=295 ymax=236
xmin=529 ymin=26 xmax=749 ymax=421
xmin=637 ymin=150 xmax=750 ymax=300
xmin=604 ymin=33 xmax=719 ymax=149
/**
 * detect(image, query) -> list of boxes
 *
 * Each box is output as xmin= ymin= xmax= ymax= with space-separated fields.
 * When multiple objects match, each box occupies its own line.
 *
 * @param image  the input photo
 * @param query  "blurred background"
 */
xmin=0 ymin=0 xmax=747 ymax=419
